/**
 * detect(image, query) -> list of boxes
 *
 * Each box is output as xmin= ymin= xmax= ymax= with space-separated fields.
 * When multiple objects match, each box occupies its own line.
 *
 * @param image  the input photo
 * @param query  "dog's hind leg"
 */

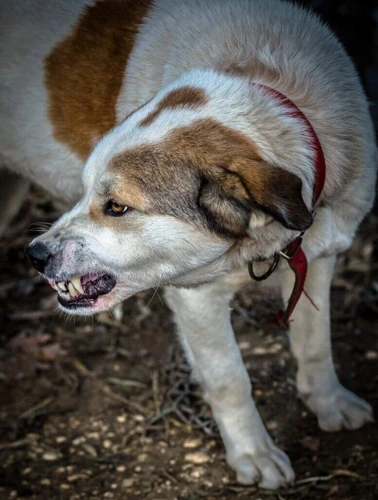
xmin=0 ymin=169 xmax=29 ymax=237
xmin=165 ymin=283 xmax=295 ymax=489
xmin=280 ymin=254 xmax=374 ymax=431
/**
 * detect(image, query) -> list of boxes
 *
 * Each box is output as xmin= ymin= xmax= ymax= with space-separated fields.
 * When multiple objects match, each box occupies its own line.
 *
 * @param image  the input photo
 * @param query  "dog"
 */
xmin=1 ymin=0 xmax=376 ymax=489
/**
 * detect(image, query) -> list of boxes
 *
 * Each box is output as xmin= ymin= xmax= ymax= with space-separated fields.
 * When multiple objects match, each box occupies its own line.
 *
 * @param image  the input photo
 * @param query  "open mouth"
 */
xmin=49 ymin=273 xmax=116 ymax=309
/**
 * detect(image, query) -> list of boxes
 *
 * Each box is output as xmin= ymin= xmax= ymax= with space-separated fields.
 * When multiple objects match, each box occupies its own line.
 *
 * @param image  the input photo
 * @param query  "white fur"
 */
xmin=2 ymin=0 xmax=377 ymax=489
xmin=0 ymin=0 xmax=89 ymax=203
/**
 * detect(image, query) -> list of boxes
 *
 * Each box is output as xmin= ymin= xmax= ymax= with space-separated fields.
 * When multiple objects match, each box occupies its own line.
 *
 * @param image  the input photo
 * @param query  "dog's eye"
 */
xmin=105 ymin=200 xmax=129 ymax=216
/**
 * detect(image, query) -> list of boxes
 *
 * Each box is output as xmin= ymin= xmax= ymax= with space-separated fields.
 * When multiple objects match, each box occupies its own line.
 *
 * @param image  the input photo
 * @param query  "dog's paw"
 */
xmin=302 ymin=385 xmax=374 ymax=432
xmin=228 ymin=440 xmax=295 ymax=489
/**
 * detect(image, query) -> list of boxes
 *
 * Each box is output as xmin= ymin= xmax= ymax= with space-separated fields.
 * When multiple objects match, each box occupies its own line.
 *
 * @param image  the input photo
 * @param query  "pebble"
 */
xmin=116 ymin=415 xmax=126 ymax=423
xmin=40 ymin=479 xmax=51 ymax=486
xmin=133 ymin=415 xmax=145 ymax=422
xmin=365 ymin=350 xmax=378 ymax=360
xmin=87 ymin=432 xmax=101 ymax=440
xmin=190 ymin=467 xmax=206 ymax=478
xmin=183 ymin=438 xmax=202 ymax=449
xmin=42 ymin=451 xmax=59 ymax=461
xmin=60 ymin=484 xmax=70 ymax=490
xmin=67 ymin=474 xmax=88 ymax=482
xmin=83 ymin=444 xmax=97 ymax=457
xmin=72 ymin=436 xmax=86 ymax=446
xmin=103 ymin=440 xmax=112 ymax=449
xmin=122 ymin=478 xmax=134 ymax=488
xmin=252 ymin=347 xmax=268 ymax=355
xmin=269 ymin=343 xmax=283 ymax=353
xmin=238 ymin=340 xmax=251 ymax=351
xmin=116 ymin=465 xmax=126 ymax=472
xmin=184 ymin=452 xmax=210 ymax=464
xmin=56 ymin=436 xmax=67 ymax=444
xmin=267 ymin=421 xmax=278 ymax=431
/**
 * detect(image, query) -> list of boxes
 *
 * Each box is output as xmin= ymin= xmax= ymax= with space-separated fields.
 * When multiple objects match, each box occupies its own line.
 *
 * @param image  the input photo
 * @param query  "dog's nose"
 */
xmin=26 ymin=241 xmax=52 ymax=273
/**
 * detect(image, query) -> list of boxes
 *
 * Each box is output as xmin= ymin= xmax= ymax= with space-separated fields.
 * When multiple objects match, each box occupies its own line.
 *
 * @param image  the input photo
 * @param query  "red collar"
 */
xmin=249 ymin=84 xmax=326 ymax=328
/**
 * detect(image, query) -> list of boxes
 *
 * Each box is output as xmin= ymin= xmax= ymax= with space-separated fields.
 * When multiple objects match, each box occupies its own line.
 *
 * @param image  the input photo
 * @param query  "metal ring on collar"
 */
xmin=248 ymin=253 xmax=280 ymax=282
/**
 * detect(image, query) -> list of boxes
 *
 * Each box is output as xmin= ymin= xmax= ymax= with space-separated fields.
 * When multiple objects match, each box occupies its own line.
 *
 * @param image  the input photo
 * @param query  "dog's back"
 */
xmin=0 ymin=0 xmax=376 ymax=214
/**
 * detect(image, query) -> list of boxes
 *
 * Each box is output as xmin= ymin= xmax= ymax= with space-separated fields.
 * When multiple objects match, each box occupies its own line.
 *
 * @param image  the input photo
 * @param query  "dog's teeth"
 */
xmin=67 ymin=281 xmax=77 ymax=297
xmin=71 ymin=277 xmax=84 ymax=295
xmin=57 ymin=281 xmax=66 ymax=292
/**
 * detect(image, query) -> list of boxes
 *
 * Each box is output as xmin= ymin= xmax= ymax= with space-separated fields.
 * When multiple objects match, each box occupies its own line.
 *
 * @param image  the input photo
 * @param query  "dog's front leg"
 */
xmin=280 ymin=255 xmax=373 ymax=431
xmin=165 ymin=284 xmax=294 ymax=489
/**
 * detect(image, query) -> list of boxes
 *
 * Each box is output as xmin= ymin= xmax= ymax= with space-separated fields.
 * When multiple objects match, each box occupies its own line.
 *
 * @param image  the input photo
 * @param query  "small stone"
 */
xmin=116 ymin=465 xmax=126 ymax=472
xmin=269 ymin=343 xmax=283 ymax=353
xmin=40 ymin=479 xmax=51 ymax=486
xmin=111 ymin=483 xmax=117 ymax=489
xmin=267 ymin=421 xmax=278 ymax=431
xmin=67 ymin=474 xmax=88 ymax=482
xmin=87 ymin=432 xmax=100 ymax=440
xmin=116 ymin=415 xmax=126 ymax=423
xmin=42 ymin=451 xmax=59 ymax=461
xmin=60 ymin=484 xmax=70 ymax=490
xmin=122 ymin=478 xmax=134 ymax=488
xmin=252 ymin=347 xmax=268 ymax=355
xmin=184 ymin=452 xmax=210 ymax=464
xmin=238 ymin=340 xmax=251 ymax=351
xmin=183 ymin=438 xmax=202 ymax=449
xmin=56 ymin=436 xmax=66 ymax=444
xmin=72 ymin=436 xmax=86 ymax=446
xmin=83 ymin=444 xmax=97 ymax=457
xmin=22 ymin=468 xmax=32 ymax=476
xmin=133 ymin=415 xmax=145 ymax=422
xmin=134 ymin=466 xmax=142 ymax=472
xmin=190 ymin=467 xmax=206 ymax=478
xmin=137 ymin=453 xmax=148 ymax=462
xmin=103 ymin=440 xmax=112 ymax=449
xmin=365 ymin=350 xmax=378 ymax=360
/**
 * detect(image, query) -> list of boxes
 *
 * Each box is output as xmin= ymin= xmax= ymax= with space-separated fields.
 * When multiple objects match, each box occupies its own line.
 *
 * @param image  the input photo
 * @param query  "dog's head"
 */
xmin=27 ymin=74 xmax=314 ymax=314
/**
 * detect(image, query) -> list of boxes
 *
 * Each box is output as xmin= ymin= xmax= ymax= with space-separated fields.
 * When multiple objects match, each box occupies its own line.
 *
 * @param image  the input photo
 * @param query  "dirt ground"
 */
xmin=0 ymin=186 xmax=377 ymax=500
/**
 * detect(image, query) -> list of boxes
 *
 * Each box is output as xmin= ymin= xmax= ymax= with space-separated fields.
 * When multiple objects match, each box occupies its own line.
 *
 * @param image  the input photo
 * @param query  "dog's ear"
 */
xmin=197 ymin=169 xmax=251 ymax=238
xmin=233 ymin=158 xmax=314 ymax=231
xmin=198 ymin=160 xmax=313 ymax=236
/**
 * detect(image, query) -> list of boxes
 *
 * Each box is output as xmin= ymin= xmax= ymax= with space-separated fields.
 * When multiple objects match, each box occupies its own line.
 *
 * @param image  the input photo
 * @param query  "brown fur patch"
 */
xmin=45 ymin=0 xmax=152 ymax=159
xmin=139 ymin=87 xmax=208 ymax=127
xmin=97 ymin=119 xmax=312 ymax=236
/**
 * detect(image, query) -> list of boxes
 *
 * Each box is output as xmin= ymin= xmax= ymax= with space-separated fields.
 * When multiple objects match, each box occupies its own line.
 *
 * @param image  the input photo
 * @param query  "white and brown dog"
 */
xmin=1 ymin=0 xmax=377 ymax=489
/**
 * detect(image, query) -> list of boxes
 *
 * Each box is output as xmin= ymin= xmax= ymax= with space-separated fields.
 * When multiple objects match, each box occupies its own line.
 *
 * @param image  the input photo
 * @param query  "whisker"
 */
xmin=146 ymin=283 xmax=161 ymax=307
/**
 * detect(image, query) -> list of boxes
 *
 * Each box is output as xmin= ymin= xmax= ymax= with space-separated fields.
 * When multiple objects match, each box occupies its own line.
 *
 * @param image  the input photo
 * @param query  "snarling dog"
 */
xmin=1 ymin=0 xmax=376 ymax=489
